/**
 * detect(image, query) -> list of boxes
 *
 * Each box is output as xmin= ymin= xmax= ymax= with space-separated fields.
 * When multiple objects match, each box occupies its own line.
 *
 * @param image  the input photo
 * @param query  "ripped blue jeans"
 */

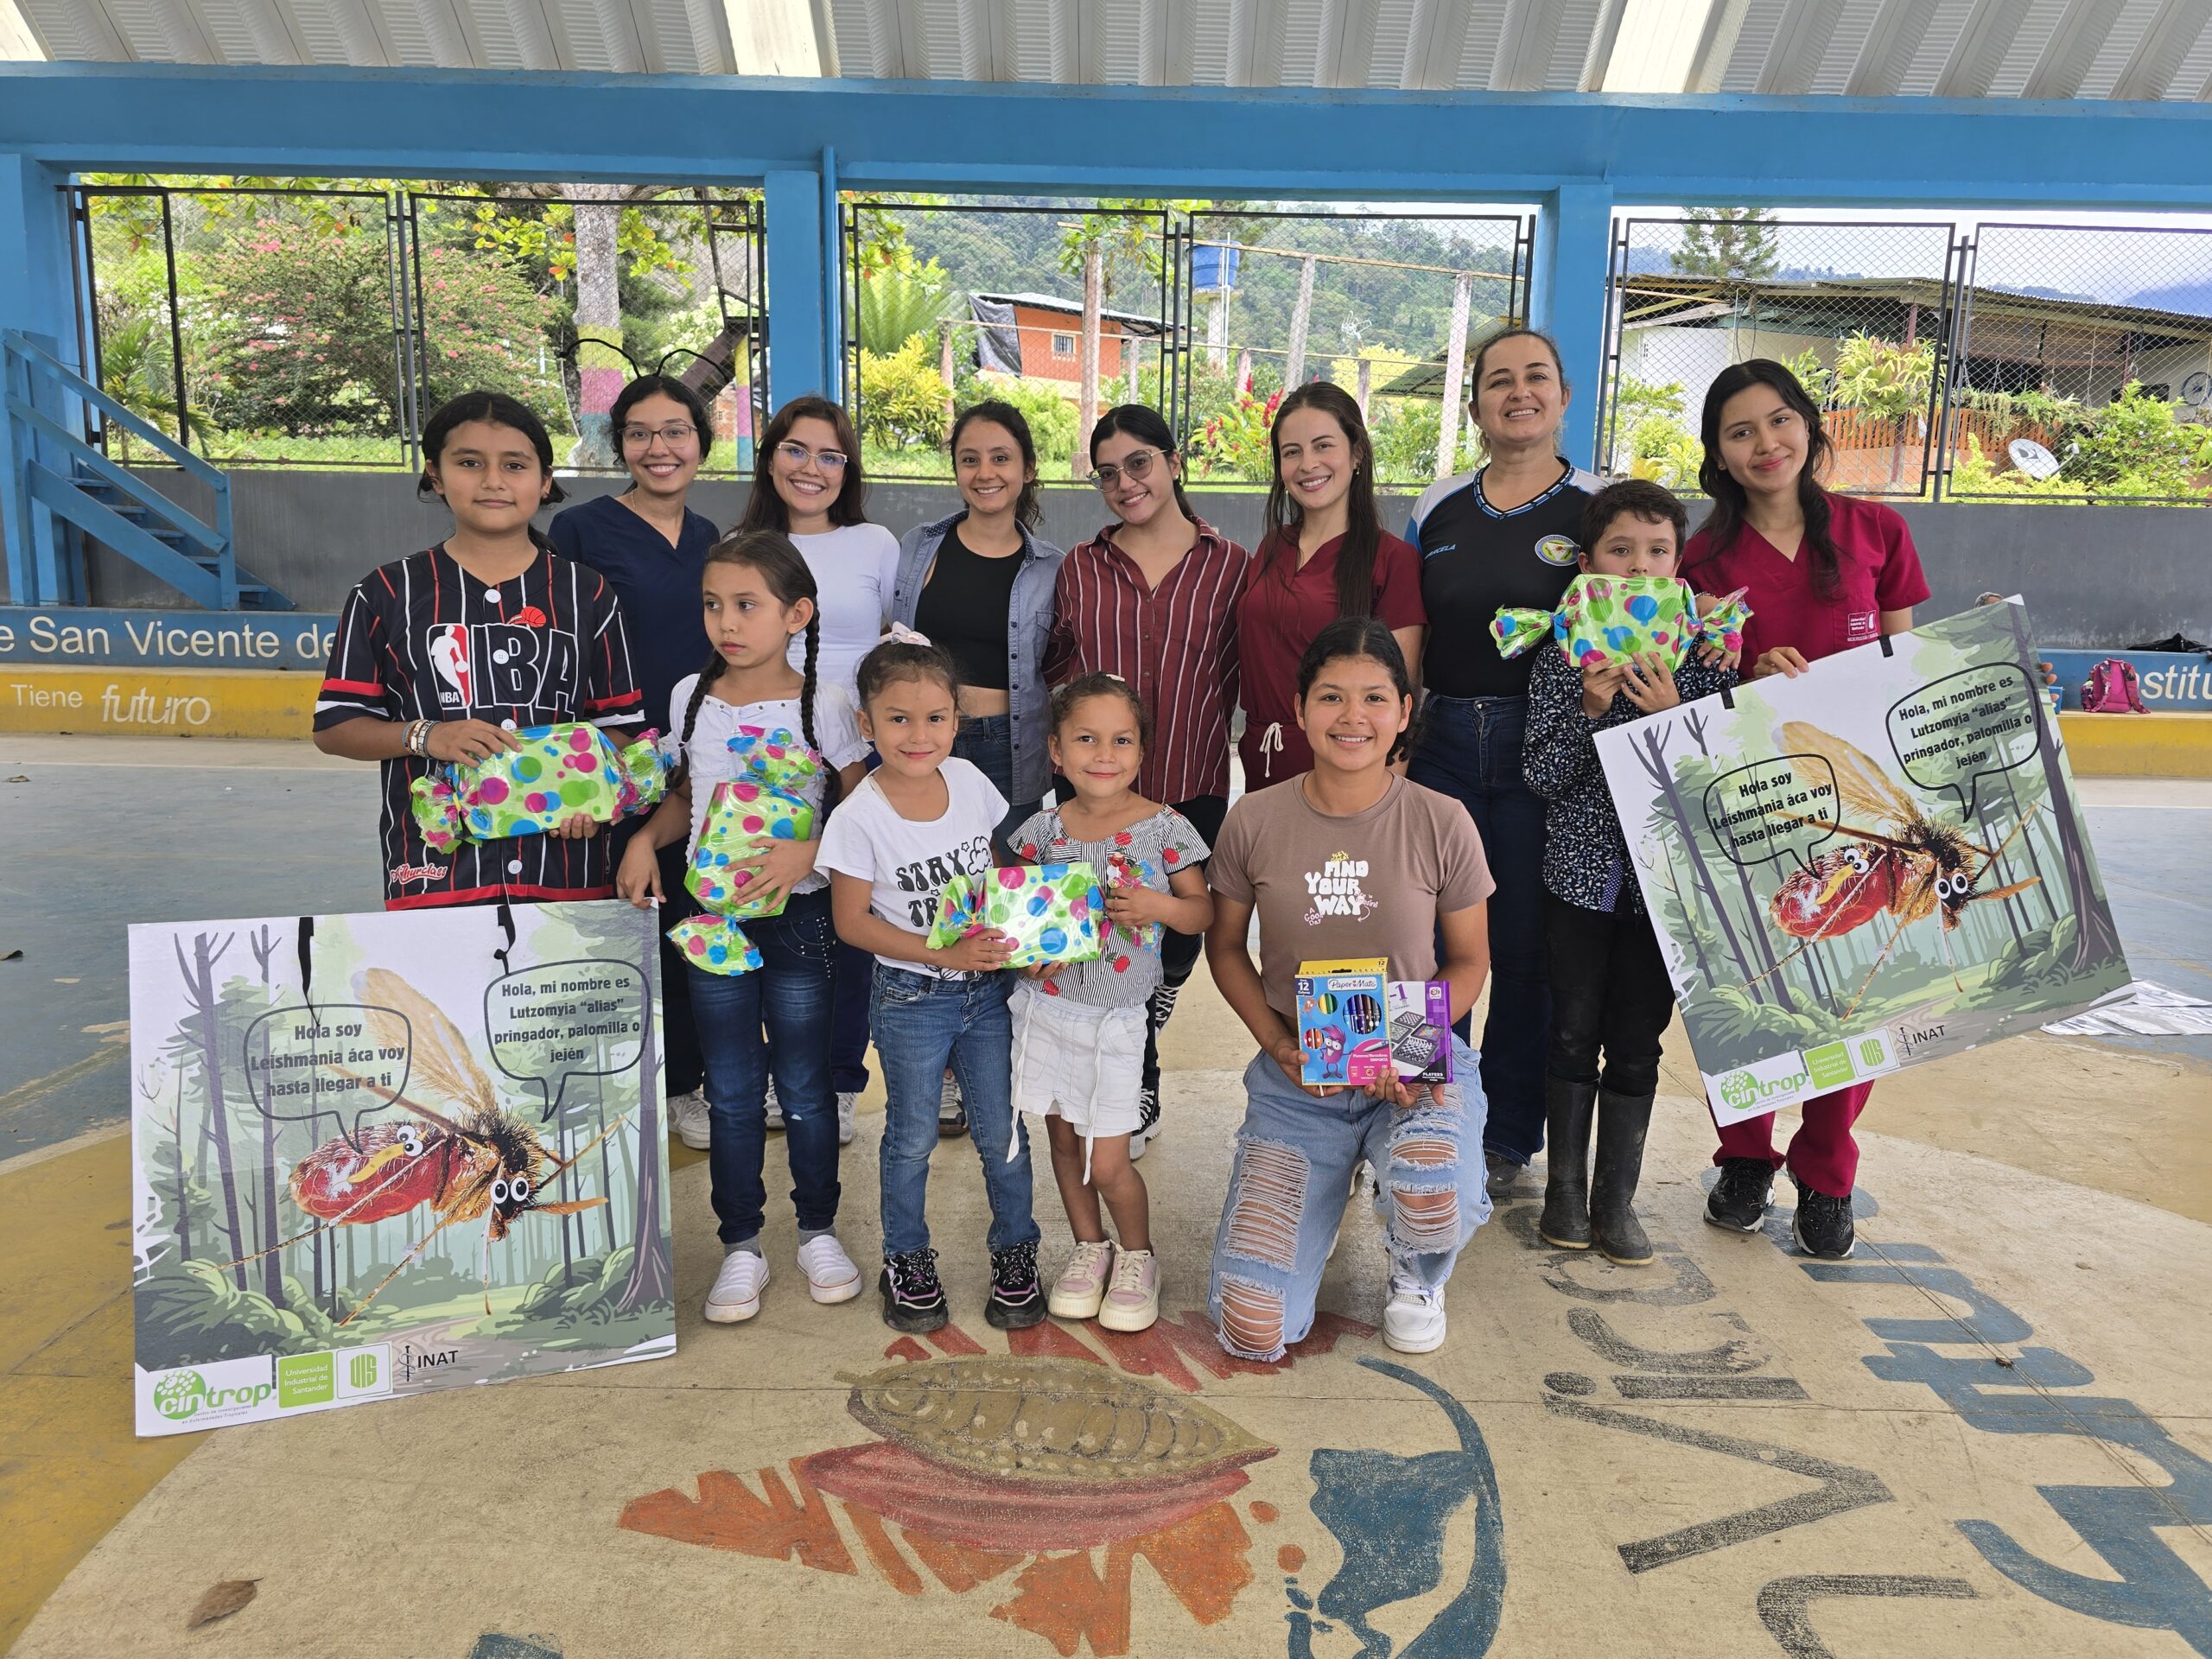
xmin=1207 ymin=1039 xmax=1489 ymax=1362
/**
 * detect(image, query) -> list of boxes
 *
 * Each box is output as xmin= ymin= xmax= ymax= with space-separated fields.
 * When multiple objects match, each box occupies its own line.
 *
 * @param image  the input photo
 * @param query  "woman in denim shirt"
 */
xmin=892 ymin=400 xmax=1066 ymax=846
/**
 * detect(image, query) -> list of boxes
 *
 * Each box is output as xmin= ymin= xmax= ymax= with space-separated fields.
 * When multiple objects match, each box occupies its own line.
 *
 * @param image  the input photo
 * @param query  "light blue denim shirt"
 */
xmin=892 ymin=511 xmax=1066 ymax=804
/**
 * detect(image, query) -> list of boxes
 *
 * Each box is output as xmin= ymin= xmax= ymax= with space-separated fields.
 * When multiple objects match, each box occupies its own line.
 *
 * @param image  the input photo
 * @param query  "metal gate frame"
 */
xmin=1171 ymin=207 xmax=1536 ymax=455
xmin=1596 ymin=214 xmax=1960 ymax=499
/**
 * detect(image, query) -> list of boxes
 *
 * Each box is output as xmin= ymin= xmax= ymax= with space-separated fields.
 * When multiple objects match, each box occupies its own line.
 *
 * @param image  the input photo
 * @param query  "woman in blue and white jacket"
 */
xmin=892 ymin=400 xmax=1067 ymax=845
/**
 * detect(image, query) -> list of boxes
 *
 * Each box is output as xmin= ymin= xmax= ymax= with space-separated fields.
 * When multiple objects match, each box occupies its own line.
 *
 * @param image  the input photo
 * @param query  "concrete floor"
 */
xmin=3 ymin=736 xmax=2209 ymax=1658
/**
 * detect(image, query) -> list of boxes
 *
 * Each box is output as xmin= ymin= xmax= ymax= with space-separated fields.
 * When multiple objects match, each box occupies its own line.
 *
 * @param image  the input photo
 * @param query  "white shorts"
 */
xmin=1010 ymin=981 xmax=1147 ymax=1158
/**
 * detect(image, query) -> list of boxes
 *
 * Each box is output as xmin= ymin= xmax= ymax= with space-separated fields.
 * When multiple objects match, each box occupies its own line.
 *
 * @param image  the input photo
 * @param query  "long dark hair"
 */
xmin=950 ymin=400 xmax=1043 ymax=531
xmin=1090 ymin=404 xmax=1196 ymax=524
xmin=675 ymin=529 xmax=841 ymax=818
xmin=416 ymin=391 xmax=567 ymax=543
xmin=741 ymin=395 xmax=867 ymax=532
xmin=1692 ymin=359 xmax=1842 ymax=600
xmin=1262 ymin=381 xmax=1380 ymax=617
xmin=611 ymin=374 xmax=715 ymax=470
xmin=1295 ymin=617 xmax=1421 ymax=766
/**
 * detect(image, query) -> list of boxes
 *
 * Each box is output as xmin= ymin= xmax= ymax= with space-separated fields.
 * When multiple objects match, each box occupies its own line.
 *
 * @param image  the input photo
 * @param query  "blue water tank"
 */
xmin=1192 ymin=243 xmax=1241 ymax=292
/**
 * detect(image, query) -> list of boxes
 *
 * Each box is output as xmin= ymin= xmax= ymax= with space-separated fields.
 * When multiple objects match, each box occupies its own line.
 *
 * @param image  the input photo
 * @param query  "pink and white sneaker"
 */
xmin=1098 ymin=1248 xmax=1160 ymax=1333
xmin=1047 ymin=1240 xmax=1115 ymax=1319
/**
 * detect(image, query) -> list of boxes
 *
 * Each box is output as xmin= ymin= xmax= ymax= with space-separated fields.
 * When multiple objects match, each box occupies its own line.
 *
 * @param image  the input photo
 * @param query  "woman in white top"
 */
xmin=739 ymin=395 xmax=903 ymax=1112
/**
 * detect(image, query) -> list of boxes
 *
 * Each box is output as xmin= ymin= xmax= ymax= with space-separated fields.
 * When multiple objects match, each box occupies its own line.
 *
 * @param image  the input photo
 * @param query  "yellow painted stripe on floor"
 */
xmin=0 ymin=1135 xmax=200 ymax=1654
xmin=0 ymin=666 xmax=314 ymax=741
xmin=2061 ymin=710 xmax=2212 ymax=778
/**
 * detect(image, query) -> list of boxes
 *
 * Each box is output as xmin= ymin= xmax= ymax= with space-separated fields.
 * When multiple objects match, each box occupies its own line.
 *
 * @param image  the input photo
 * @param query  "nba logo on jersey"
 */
xmin=425 ymin=622 xmax=580 ymax=711
xmin=428 ymin=623 xmax=471 ymax=708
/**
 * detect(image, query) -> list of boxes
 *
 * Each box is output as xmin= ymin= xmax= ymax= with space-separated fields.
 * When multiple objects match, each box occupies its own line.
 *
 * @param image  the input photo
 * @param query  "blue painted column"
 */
xmin=0 ymin=154 xmax=77 ymax=604
xmin=763 ymin=168 xmax=831 ymax=410
xmin=1534 ymin=181 xmax=1615 ymax=473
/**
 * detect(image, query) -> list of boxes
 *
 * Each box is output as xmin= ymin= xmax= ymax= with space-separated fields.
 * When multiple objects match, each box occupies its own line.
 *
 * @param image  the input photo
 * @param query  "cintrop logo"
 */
xmin=1718 ymin=1071 xmax=1761 ymax=1113
xmin=349 ymin=1352 xmax=379 ymax=1390
xmin=152 ymin=1368 xmax=274 ymax=1421
xmin=1717 ymin=1062 xmax=1808 ymax=1114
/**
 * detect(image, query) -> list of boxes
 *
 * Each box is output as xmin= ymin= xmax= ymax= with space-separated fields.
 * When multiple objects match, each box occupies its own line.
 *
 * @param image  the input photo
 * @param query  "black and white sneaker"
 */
xmin=879 ymin=1247 xmax=949 ymax=1332
xmin=1705 ymin=1158 xmax=1775 ymax=1231
xmin=986 ymin=1241 xmax=1047 ymax=1330
xmin=1791 ymin=1179 xmax=1856 ymax=1258
xmin=1129 ymin=1088 xmax=1161 ymax=1161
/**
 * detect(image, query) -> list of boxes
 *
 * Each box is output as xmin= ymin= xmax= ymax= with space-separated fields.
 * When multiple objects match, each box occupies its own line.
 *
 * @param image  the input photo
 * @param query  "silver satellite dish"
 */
xmin=2182 ymin=371 xmax=2210 ymax=407
xmin=2008 ymin=438 xmax=2061 ymax=480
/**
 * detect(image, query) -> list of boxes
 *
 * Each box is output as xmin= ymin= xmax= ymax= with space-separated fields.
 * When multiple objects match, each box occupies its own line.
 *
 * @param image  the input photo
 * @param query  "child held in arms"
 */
xmin=1522 ymin=480 xmax=1738 ymax=1264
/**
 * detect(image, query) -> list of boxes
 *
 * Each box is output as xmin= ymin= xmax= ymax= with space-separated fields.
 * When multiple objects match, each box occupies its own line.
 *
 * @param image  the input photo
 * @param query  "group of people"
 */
xmin=312 ymin=327 xmax=1928 ymax=1362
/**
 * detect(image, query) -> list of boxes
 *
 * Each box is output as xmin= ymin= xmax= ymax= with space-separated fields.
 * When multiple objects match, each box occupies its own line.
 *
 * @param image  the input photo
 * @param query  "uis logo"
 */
xmin=1535 ymin=534 xmax=1580 ymax=567
xmin=349 ymin=1352 xmax=380 ymax=1391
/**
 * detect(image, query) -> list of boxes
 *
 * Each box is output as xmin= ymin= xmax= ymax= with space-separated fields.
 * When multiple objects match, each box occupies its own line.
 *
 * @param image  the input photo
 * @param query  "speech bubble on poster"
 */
xmin=1886 ymin=664 xmax=2041 ymax=820
xmin=241 ymin=1002 xmax=412 ymax=1150
xmin=482 ymin=959 xmax=646 ymax=1122
xmin=1701 ymin=755 xmax=1840 ymax=874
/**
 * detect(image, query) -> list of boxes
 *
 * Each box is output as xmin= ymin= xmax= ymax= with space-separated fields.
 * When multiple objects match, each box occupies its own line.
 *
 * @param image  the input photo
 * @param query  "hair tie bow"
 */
xmin=886 ymin=622 xmax=932 ymax=647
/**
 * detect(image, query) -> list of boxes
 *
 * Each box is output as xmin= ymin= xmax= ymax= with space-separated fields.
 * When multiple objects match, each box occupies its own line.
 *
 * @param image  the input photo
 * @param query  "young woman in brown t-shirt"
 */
xmin=1202 ymin=618 xmax=1496 ymax=1360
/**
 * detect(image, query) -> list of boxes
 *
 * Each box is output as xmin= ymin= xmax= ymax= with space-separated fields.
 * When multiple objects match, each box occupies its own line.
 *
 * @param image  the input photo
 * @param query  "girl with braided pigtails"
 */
xmin=617 ymin=531 xmax=871 ymax=1327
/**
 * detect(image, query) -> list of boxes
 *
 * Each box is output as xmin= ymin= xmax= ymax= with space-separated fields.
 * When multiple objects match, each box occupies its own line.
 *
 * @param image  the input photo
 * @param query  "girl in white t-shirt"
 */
xmin=817 ymin=637 xmax=1045 ymax=1337
xmin=618 ymin=531 xmax=869 ymax=1329
xmin=739 ymin=395 xmax=904 ymax=1128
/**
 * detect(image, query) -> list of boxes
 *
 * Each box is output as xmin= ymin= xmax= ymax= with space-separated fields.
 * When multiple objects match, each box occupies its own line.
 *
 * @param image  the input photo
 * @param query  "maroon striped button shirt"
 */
xmin=1044 ymin=520 xmax=1249 ymax=804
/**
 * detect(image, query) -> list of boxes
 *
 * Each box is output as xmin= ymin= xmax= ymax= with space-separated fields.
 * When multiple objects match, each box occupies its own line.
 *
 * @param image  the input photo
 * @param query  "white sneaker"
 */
xmin=1382 ymin=1275 xmax=1447 ymax=1354
xmin=837 ymin=1090 xmax=858 ymax=1147
xmin=668 ymin=1089 xmax=711 ymax=1151
xmin=763 ymin=1079 xmax=784 ymax=1132
xmin=797 ymin=1235 xmax=863 ymax=1304
xmin=704 ymin=1250 xmax=769 ymax=1323
xmin=1127 ymin=1127 xmax=1147 ymax=1162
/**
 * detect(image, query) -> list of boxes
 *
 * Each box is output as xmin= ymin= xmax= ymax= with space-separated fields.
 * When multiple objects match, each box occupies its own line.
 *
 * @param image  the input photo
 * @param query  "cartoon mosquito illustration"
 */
xmin=1746 ymin=721 xmax=2040 ymax=1018
xmin=226 ymin=969 xmax=625 ymax=1326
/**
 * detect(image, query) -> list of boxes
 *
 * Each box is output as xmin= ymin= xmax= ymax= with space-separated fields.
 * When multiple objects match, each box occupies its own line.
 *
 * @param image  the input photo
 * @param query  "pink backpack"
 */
xmin=2081 ymin=658 xmax=2145 ymax=713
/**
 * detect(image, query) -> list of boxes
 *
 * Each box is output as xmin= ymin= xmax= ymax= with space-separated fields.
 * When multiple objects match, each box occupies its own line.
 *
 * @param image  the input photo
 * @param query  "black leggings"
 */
xmin=1542 ymin=892 xmax=1675 ymax=1100
xmin=1142 ymin=793 xmax=1229 ymax=1099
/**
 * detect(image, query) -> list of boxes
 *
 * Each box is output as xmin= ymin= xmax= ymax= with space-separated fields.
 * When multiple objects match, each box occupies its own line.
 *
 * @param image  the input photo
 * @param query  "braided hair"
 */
xmin=676 ymin=529 xmax=842 ymax=819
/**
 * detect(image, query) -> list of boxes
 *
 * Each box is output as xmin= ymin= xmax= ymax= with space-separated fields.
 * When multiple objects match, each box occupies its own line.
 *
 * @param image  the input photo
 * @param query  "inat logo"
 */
xmin=397 ymin=1343 xmax=461 ymax=1383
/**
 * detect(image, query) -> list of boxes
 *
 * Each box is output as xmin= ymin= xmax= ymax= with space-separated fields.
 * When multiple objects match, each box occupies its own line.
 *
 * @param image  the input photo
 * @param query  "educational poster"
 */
xmin=1595 ymin=601 xmax=2128 ymax=1124
xmin=127 ymin=901 xmax=674 ymax=1437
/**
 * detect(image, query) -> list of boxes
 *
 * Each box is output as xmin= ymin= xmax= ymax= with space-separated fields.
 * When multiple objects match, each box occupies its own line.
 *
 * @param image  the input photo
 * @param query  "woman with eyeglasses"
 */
xmin=1045 ymin=404 xmax=1249 ymax=1158
xmin=741 ymin=394 xmax=903 ymax=1144
xmin=549 ymin=372 xmax=721 ymax=1154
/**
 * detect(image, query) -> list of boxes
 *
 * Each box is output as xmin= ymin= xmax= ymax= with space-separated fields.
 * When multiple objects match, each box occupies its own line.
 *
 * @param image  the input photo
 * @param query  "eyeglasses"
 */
xmin=775 ymin=441 xmax=849 ymax=472
xmin=620 ymin=423 xmax=697 ymax=447
xmin=1088 ymin=448 xmax=1164 ymax=489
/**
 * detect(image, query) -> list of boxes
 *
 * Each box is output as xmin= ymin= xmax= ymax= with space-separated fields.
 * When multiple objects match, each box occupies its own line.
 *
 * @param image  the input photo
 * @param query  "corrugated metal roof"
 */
xmin=9 ymin=0 xmax=2209 ymax=98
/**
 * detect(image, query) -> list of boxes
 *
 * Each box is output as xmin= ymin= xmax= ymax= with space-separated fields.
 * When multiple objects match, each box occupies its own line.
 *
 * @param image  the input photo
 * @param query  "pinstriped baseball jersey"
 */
xmin=315 ymin=543 xmax=645 ymax=909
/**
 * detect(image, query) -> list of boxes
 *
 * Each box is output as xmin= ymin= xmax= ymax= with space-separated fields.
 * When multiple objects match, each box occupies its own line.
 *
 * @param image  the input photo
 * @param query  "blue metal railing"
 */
xmin=2 ymin=330 xmax=288 ymax=611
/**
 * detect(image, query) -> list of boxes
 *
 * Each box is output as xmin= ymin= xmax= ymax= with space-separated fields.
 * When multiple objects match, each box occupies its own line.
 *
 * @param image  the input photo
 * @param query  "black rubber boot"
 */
xmin=1538 ymin=1077 xmax=1596 ymax=1249
xmin=1591 ymin=1088 xmax=1656 ymax=1265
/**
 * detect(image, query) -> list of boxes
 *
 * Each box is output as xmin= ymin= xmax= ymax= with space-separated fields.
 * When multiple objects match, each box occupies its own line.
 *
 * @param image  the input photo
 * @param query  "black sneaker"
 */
xmin=1704 ymin=1158 xmax=1774 ymax=1231
xmin=1791 ymin=1179 xmax=1856 ymax=1258
xmin=879 ymin=1247 xmax=949 ymax=1332
xmin=985 ymin=1241 xmax=1046 ymax=1330
xmin=1138 ymin=1088 xmax=1161 ymax=1138
xmin=1484 ymin=1151 xmax=1524 ymax=1200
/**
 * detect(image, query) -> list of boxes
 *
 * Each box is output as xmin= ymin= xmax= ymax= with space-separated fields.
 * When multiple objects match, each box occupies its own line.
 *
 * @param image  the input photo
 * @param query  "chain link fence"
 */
xmin=73 ymin=183 xmax=765 ymax=474
xmin=1601 ymin=215 xmax=1959 ymax=498
xmin=1942 ymin=221 xmax=2212 ymax=504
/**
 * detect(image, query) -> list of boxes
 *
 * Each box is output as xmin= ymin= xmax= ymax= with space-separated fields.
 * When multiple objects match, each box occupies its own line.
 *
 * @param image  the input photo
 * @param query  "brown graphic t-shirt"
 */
xmin=1208 ymin=775 xmax=1496 ymax=1019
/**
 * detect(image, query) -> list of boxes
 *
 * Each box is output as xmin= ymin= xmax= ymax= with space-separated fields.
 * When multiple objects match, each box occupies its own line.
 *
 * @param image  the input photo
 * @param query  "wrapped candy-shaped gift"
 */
xmin=1102 ymin=850 xmax=1162 ymax=952
xmin=669 ymin=726 xmax=822 ymax=977
xmin=1491 ymin=574 xmax=1751 ymax=671
xmin=925 ymin=862 xmax=1105 ymax=969
xmin=410 ymin=723 xmax=669 ymax=854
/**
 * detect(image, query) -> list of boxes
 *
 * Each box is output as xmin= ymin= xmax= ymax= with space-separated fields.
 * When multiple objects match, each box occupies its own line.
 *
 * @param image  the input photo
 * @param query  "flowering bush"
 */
xmin=197 ymin=222 xmax=560 ymax=437
xmin=1188 ymin=386 xmax=1281 ymax=481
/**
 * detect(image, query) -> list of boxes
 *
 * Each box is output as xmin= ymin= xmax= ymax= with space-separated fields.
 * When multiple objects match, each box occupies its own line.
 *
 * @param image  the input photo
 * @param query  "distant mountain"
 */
xmin=2124 ymin=279 xmax=2212 ymax=316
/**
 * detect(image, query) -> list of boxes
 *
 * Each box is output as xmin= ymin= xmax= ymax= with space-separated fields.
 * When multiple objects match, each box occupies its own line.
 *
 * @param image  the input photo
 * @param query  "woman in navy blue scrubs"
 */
xmin=549 ymin=373 xmax=721 ymax=1153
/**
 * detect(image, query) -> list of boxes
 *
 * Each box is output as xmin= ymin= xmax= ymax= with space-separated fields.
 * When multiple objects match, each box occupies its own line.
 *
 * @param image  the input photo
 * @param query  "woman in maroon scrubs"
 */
xmin=1682 ymin=359 xmax=1930 ymax=1261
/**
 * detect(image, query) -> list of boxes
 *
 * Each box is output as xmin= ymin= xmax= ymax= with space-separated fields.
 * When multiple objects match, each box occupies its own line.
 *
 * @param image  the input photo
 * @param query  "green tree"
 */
xmin=1673 ymin=208 xmax=1781 ymax=282
xmin=855 ymin=335 xmax=953 ymax=452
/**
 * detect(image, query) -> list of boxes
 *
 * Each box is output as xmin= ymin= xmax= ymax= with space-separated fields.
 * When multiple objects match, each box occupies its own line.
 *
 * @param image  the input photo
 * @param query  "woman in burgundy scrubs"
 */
xmin=1682 ymin=359 xmax=1930 ymax=1262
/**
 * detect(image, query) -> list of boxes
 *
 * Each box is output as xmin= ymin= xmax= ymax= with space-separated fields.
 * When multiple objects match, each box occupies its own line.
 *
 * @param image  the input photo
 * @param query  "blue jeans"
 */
xmin=1207 ymin=1039 xmax=1489 ymax=1362
xmin=689 ymin=889 xmax=841 ymax=1248
xmin=871 ymin=968 xmax=1039 ymax=1259
xmin=954 ymin=709 xmax=1041 ymax=849
xmin=1408 ymin=695 xmax=1551 ymax=1164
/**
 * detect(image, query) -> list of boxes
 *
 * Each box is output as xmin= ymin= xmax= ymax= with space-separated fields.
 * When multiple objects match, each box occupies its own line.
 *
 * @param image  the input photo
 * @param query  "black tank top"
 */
xmin=913 ymin=521 xmax=1020 ymax=691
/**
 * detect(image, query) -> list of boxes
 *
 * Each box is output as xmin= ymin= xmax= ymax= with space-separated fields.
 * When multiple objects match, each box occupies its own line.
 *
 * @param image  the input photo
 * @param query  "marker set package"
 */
xmin=1295 ymin=960 xmax=1454 ymax=1088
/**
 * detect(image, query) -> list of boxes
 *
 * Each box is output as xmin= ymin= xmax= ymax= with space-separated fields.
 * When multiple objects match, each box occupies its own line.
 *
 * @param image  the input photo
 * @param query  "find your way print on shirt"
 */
xmin=315 ymin=544 xmax=645 ymax=909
